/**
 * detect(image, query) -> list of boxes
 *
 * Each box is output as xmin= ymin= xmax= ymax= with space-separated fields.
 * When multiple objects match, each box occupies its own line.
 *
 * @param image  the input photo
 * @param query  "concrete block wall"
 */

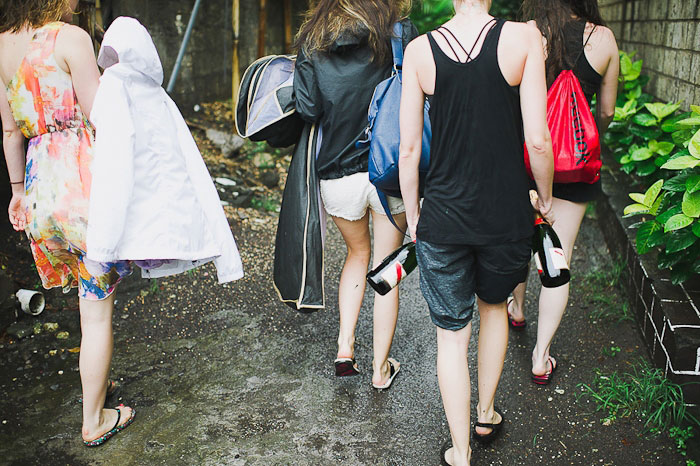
xmin=598 ymin=0 xmax=700 ymax=109
xmin=108 ymin=0 xmax=307 ymax=114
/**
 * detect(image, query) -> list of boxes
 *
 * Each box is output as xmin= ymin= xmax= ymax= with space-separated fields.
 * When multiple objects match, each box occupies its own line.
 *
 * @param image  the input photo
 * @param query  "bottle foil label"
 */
xmin=380 ymin=262 xmax=407 ymax=289
xmin=549 ymin=248 xmax=569 ymax=270
xmin=534 ymin=253 xmax=543 ymax=275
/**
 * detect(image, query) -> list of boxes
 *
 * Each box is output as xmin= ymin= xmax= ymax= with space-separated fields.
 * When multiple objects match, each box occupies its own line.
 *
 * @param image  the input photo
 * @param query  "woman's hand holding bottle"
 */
xmin=529 ymin=190 xmax=554 ymax=225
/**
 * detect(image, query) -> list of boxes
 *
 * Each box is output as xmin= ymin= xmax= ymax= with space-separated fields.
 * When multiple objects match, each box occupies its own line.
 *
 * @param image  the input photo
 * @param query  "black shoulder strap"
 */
xmin=437 ymin=28 xmax=469 ymax=60
xmin=573 ymin=25 xmax=597 ymax=66
xmin=466 ymin=18 xmax=498 ymax=59
xmin=432 ymin=19 xmax=497 ymax=64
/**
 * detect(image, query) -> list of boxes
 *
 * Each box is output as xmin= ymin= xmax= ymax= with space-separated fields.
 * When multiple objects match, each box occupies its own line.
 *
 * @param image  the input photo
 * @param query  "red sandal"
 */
xmin=532 ymin=356 xmax=558 ymax=385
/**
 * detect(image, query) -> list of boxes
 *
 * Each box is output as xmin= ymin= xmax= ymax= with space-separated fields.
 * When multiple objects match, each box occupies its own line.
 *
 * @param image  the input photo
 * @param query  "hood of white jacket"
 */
xmin=98 ymin=16 xmax=164 ymax=85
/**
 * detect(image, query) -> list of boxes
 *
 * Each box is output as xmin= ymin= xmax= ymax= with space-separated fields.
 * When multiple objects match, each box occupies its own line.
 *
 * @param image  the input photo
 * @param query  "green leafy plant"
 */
xmin=602 ymin=52 xmax=683 ymax=178
xmin=604 ymin=50 xmax=700 ymax=284
xmin=623 ymin=108 xmax=700 ymax=284
xmin=602 ymin=345 xmax=621 ymax=357
xmin=670 ymin=426 xmax=695 ymax=456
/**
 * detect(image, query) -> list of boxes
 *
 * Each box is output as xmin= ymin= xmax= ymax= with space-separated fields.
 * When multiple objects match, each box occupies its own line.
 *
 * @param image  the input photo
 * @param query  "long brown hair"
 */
xmin=295 ymin=0 xmax=408 ymax=63
xmin=521 ymin=0 xmax=606 ymax=85
xmin=0 ymin=0 xmax=72 ymax=33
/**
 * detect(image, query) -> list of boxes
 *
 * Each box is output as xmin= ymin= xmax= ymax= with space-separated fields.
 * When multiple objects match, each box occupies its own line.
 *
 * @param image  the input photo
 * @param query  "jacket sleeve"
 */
xmin=400 ymin=19 xmax=420 ymax=50
xmin=293 ymin=49 xmax=323 ymax=123
xmin=86 ymin=77 xmax=136 ymax=262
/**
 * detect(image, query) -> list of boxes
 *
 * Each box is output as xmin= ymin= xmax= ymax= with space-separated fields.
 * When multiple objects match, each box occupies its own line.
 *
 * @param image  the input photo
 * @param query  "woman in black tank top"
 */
xmin=399 ymin=0 xmax=556 ymax=463
xmin=510 ymin=0 xmax=619 ymax=390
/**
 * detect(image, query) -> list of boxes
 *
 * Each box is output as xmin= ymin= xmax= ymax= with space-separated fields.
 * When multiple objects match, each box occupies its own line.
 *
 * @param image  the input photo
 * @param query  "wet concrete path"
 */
xmin=0 ymin=207 xmax=689 ymax=465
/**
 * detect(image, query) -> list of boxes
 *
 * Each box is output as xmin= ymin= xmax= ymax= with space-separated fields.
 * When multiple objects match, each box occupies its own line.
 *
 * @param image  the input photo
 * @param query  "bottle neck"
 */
xmin=534 ymin=214 xmax=547 ymax=226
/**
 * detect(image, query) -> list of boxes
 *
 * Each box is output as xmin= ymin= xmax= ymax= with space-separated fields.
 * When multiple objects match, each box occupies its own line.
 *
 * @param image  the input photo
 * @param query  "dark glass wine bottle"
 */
xmin=532 ymin=215 xmax=571 ymax=288
xmin=366 ymin=242 xmax=417 ymax=296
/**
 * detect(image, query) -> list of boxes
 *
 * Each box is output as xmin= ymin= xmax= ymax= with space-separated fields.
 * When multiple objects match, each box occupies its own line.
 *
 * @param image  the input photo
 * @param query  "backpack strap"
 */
xmin=377 ymin=190 xmax=407 ymax=234
xmin=382 ymin=22 xmax=408 ymax=236
xmin=572 ymin=25 xmax=597 ymax=68
xmin=391 ymin=22 xmax=403 ymax=70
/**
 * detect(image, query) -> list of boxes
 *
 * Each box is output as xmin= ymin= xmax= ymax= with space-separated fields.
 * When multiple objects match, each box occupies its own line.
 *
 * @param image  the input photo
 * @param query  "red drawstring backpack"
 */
xmin=524 ymin=28 xmax=601 ymax=184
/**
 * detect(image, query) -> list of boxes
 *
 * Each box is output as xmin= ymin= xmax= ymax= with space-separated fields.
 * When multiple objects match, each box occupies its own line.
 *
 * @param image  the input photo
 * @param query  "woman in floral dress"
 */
xmin=0 ymin=0 xmax=134 ymax=446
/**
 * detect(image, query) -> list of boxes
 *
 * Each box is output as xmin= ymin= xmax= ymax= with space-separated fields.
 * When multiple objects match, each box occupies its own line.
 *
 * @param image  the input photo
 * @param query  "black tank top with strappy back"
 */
xmin=417 ymin=18 xmax=532 ymax=245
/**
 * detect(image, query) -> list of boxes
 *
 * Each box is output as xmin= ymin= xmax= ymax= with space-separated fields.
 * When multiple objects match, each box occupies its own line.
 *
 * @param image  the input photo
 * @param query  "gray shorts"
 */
xmin=415 ymin=238 xmax=531 ymax=331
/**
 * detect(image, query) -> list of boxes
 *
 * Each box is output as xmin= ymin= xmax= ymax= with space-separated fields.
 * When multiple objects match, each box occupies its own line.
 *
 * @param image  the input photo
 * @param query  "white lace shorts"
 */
xmin=320 ymin=171 xmax=405 ymax=221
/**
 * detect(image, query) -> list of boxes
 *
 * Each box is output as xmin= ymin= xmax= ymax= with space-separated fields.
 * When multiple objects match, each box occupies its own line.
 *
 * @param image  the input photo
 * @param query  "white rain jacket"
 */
xmin=87 ymin=16 xmax=243 ymax=283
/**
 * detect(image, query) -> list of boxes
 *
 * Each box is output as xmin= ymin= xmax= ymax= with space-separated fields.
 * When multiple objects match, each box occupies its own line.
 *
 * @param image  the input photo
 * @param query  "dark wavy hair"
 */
xmin=0 ymin=0 xmax=72 ymax=33
xmin=521 ymin=0 xmax=606 ymax=85
xmin=294 ymin=0 xmax=409 ymax=63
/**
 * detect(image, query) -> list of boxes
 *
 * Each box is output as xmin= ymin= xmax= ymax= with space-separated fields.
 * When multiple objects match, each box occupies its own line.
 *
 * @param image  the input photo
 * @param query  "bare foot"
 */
xmin=444 ymin=445 xmax=472 ymax=466
xmin=532 ymin=355 xmax=556 ymax=378
xmin=507 ymin=297 xmax=525 ymax=324
xmin=371 ymin=358 xmax=400 ymax=387
xmin=474 ymin=409 xmax=502 ymax=436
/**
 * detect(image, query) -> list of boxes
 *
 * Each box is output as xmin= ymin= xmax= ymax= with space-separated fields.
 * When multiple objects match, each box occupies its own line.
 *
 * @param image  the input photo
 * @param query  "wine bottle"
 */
xmin=366 ymin=242 xmax=417 ymax=296
xmin=532 ymin=214 xmax=570 ymax=288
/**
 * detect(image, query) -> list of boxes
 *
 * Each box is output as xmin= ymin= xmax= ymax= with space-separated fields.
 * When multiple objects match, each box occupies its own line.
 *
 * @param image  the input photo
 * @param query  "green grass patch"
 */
xmin=579 ymin=360 xmax=699 ymax=459
xmin=580 ymin=256 xmax=632 ymax=323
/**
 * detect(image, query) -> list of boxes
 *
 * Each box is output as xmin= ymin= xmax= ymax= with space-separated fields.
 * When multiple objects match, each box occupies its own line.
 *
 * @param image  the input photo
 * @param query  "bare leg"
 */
xmin=370 ymin=210 xmax=406 ymax=385
xmin=475 ymin=298 xmax=507 ymax=434
xmin=437 ymin=323 xmax=472 ymax=466
xmin=532 ymin=198 xmax=587 ymax=376
xmin=509 ymin=280 xmax=527 ymax=323
xmin=79 ymin=293 xmax=133 ymax=441
xmin=332 ymin=213 xmax=371 ymax=361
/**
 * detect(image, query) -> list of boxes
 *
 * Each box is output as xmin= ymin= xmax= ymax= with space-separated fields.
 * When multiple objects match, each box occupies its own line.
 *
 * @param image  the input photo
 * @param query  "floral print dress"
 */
xmin=6 ymin=22 xmax=130 ymax=300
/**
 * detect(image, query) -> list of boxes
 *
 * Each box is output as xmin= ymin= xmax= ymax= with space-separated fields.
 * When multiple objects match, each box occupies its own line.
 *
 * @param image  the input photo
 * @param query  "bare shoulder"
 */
xmin=405 ymin=34 xmax=431 ymax=63
xmin=57 ymin=24 xmax=92 ymax=44
xmin=501 ymin=20 xmax=542 ymax=49
xmin=586 ymin=24 xmax=618 ymax=56
xmin=55 ymin=24 xmax=95 ymax=72
xmin=406 ymin=35 xmax=430 ymax=55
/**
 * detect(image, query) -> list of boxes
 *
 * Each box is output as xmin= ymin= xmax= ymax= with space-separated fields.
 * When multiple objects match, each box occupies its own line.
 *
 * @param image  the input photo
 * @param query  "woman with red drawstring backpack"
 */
xmin=508 ymin=0 xmax=619 ymax=386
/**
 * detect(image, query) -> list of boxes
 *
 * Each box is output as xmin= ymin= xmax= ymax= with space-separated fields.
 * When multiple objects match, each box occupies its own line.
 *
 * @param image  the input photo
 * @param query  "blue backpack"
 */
xmin=359 ymin=22 xmax=432 ymax=228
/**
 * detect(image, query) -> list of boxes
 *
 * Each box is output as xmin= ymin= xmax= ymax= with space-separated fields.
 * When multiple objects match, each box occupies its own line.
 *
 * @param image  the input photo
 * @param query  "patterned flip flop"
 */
xmin=83 ymin=406 xmax=136 ymax=447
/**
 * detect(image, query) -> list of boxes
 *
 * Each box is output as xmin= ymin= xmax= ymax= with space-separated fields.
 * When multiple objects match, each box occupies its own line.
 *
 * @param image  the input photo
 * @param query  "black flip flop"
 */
xmin=473 ymin=406 xmax=504 ymax=444
xmin=334 ymin=358 xmax=360 ymax=377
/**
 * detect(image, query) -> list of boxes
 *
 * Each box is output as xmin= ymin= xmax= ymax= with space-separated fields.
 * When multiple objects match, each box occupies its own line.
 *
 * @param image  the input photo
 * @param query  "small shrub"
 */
xmin=603 ymin=50 xmax=700 ymax=284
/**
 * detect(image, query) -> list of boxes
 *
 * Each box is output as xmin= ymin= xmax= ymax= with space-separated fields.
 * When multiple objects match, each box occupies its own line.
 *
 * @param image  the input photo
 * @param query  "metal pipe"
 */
xmin=167 ymin=0 xmax=203 ymax=93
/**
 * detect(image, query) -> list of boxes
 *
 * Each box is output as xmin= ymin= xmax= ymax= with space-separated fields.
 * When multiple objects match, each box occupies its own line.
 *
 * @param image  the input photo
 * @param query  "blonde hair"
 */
xmin=0 ymin=0 xmax=73 ymax=33
xmin=295 ymin=0 xmax=410 ymax=63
